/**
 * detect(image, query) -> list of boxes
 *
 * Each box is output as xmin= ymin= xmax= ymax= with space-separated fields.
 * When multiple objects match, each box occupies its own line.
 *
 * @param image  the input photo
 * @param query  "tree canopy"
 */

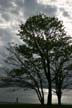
xmin=3 ymin=14 xmax=72 ymax=106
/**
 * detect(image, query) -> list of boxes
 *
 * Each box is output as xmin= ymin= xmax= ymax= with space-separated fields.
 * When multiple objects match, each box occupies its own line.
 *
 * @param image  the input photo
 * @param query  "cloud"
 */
xmin=0 ymin=0 xmax=24 ymax=45
xmin=24 ymin=0 xmax=58 ymax=19
xmin=23 ymin=0 xmax=38 ymax=18
xmin=0 ymin=0 xmax=12 ymax=9
xmin=63 ymin=10 xmax=70 ymax=17
xmin=59 ymin=8 xmax=71 ymax=18
xmin=38 ymin=4 xmax=57 ymax=16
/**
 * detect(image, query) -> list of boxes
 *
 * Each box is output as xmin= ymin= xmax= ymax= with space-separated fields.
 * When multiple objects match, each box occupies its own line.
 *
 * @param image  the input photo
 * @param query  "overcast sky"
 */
xmin=0 ymin=0 xmax=72 ymax=72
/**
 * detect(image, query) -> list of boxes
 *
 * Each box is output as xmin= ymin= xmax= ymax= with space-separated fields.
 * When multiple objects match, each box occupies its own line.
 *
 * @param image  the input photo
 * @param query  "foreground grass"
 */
xmin=0 ymin=104 xmax=72 ymax=108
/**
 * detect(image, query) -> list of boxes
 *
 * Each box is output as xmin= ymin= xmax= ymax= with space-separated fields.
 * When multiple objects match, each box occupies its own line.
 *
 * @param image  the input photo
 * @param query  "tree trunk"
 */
xmin=47 ymin=80 xmax=52 ymax=106
xmin=57 ymin=90 xmax=62 ymax=106
xmin=47 ymin=88 xmax=52 ymax=106
xmin=40 ymin=97 xmax=44 ymax=105
xmin=46 ymin=55 xmax=52 ymax=106
xmin=58 ymin=95 xmax=61 ymax=106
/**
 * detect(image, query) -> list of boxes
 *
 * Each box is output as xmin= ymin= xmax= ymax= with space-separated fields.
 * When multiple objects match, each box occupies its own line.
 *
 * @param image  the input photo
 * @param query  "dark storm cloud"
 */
xmin=38 ymin=4 xmax=57 ymax=16
xmin=14 ymin=0 xmax=24 ymax=7
xmin=0 ymin=0 xmax=12 ymax=21
xmin=0 ymin=28 xmax=13 ymax=44
xmin=24 ymin=0 xmax=58 ymax=19
xmin=0 ymin=0 xmax=24 ymax=22
xmin=63 ymin=10 xmax=70 ymax=17
xmin=0 ymin=0 xmax=12 ymax=8
xmin=0 ymin=0 xmax=24 ymax=45
xmin=1 ymin=13 xmax=11 ymax=21
xmin=23 ymin=0 xmax=38 ymax=18
xmin=0 ymin=0 xmax=58 ymax=30
xmin=60 ymin=7 xmax=70 ymax=18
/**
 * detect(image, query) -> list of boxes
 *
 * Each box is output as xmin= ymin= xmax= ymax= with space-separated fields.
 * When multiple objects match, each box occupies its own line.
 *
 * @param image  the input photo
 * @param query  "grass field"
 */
xmin=0 ymin=104 xmax=72 ymax=108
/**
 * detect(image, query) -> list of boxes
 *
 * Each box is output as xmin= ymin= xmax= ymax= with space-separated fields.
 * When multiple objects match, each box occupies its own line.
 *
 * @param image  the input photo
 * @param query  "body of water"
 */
xmin=0 ymin=87 xmax=72 ymax=104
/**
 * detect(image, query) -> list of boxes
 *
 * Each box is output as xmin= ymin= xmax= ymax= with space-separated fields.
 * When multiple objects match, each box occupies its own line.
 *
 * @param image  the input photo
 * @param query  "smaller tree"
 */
xmin=52 ymin=44 xmax=72 ymax=105
xmin=4 ymin=44 xmax=45 ymax=105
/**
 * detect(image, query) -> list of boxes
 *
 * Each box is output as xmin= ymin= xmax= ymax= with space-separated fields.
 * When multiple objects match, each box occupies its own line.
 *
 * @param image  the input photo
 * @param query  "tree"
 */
xmin=52 ymin=45 xmax=72 ymax=105
xmin=3 ymin=14 xmax=72 ymax=106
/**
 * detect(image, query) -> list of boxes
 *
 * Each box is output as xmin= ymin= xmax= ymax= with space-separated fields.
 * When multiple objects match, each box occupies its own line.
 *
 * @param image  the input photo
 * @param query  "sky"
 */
xmin=0 ymin=0 xmax=72 ymax=74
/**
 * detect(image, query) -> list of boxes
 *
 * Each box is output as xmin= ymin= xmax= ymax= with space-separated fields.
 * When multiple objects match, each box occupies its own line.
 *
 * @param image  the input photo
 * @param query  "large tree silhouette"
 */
xmin=3 ymin=14 xmax=72 ymax=106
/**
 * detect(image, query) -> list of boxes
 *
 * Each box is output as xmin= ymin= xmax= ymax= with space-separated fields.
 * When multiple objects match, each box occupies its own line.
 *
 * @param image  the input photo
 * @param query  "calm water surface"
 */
xmin=0 ymin=87 xmax=72 ymax=104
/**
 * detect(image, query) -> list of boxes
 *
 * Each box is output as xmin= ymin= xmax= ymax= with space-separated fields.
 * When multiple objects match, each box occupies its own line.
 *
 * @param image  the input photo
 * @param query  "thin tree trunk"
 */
xmin=57 ymin=90 xmax=62 ymax=106
xmin=47 ymin=53 xmax=52 ymax=106
xmin=47 ymin=88 xmax=52 ymax=106
xmin=58 ymin=95 xmax=61 ymax=105
xmin=40 ymin=97 xmax=44 ymax=105
xmin=46 ymin=78 xmax=52 ymax=106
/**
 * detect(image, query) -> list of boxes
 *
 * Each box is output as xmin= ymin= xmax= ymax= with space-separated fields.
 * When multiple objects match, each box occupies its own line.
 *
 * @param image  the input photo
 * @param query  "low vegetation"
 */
xmin=0 ymin=104 xmax=72 ymax=108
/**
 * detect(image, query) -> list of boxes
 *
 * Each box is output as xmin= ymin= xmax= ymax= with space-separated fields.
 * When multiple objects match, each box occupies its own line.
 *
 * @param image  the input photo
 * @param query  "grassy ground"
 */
xmin=0 ymin=104 xmax=72 ymax=108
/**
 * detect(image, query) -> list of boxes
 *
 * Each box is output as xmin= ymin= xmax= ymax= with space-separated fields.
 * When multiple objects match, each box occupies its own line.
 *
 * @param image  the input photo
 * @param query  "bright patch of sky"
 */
xmin=37 ymin=0 xmax=72 ymax=35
